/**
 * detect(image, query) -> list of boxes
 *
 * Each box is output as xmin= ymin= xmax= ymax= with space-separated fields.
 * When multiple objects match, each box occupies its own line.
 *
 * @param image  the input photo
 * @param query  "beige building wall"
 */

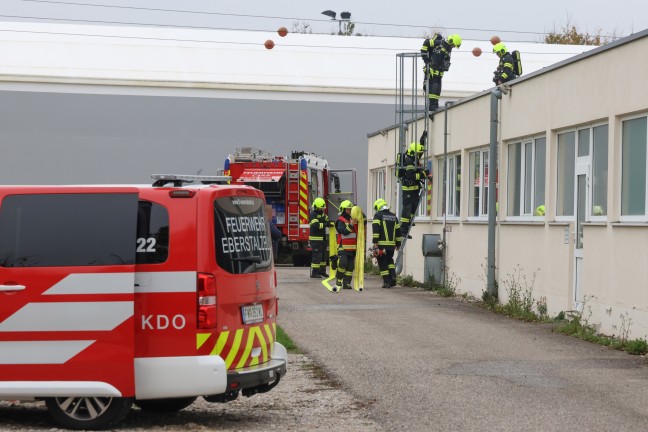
xmin=367 ymin=32 xmax=648 ymax=339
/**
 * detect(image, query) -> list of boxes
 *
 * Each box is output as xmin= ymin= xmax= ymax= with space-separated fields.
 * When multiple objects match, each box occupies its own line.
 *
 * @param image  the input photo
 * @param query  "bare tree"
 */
xmin=544 ymin=14 xmax=615 ymax=45
xmin=291 ymin=21 xmax=313 ymax=34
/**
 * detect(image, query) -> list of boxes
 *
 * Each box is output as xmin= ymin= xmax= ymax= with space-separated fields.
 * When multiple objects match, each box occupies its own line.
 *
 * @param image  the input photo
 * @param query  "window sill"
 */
xmin=499 ymin=220 xmax=545 ymax=226
xmin=582 ymin=222 xmax=607 ymax=227
xmin=611 ymin=222 xmax=648 ymax=227
xmin=547 ymin=221 xmax=570 ymax=226
xmin=432 ymin=219 xmax=461 ymax=224
xmin=463 ymin=219 xmax=489 ymax=225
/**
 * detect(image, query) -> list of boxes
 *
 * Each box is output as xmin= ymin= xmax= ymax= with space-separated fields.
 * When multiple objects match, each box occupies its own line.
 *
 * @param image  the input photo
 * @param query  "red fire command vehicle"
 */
xmin=224 ymin=148 xmax=356 ymax=266
xmin=0 ymin=174 xmax=287 ymax=430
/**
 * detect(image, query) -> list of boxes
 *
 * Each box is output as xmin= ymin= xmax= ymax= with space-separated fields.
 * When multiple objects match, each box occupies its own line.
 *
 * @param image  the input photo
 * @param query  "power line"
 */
xmin=20 ymin=0 xmax=605 ymax=39
xmin=0 ymin=14 xmax=553 ymax=44
xmin=0 ymin=27 xmax=423 ymax=51
xmin=0 ymin=26 xmax=593 ymax=55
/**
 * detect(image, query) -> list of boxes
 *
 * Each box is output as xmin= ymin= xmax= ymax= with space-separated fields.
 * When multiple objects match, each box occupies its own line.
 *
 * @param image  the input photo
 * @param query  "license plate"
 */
xmin=241 ymin=304 xmax=264 ymax=324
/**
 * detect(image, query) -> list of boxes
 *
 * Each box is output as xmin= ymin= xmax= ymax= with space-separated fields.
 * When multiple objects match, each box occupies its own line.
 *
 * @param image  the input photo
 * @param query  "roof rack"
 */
xmin=231 ymin=147 xmax=278 ymax=162
xmin=151 ymin=174 xmax=231 ymax=187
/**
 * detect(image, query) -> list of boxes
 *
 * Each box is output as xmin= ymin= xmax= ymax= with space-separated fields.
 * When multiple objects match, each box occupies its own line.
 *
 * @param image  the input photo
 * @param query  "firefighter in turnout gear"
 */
xmin=335 ymin=200 xmax=362 ymax=290
xmin=492 ymin=42 xmax=517 ymax=85
xmin=372 ymin=199 xmax=402 ymax=288
xmin=309 ymin=197 xmax=331 ymax=278
xmin=421 ymin=33 xmax=462 ymax=118
xmin=398 ymin=132 xmax=429 ymax=237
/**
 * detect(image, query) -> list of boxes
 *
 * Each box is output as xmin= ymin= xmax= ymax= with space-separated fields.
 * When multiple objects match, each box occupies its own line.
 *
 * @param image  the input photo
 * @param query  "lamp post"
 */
xmin=321 ymin=10 xmax=352 ymax=35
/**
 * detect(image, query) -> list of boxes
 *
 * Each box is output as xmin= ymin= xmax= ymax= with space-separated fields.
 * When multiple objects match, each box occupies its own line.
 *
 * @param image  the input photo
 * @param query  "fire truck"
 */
xmin=224 ymin=148 xmax=356 ymax=266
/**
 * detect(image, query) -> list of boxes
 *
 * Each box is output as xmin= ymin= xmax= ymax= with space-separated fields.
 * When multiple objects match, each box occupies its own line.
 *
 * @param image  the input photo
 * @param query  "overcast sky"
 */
xmin=2 ymin=0 xmax=646 ymax=43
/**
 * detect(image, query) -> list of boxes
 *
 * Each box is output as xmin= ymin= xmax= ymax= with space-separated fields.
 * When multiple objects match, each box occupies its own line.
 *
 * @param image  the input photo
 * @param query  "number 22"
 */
xmin=136 ymin=237 xmax=157 ymax=253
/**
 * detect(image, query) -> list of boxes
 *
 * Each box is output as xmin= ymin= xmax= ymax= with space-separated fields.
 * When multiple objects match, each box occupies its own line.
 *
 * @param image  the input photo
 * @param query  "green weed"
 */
xmin=276 ymin=325 xmax=299 ymax=353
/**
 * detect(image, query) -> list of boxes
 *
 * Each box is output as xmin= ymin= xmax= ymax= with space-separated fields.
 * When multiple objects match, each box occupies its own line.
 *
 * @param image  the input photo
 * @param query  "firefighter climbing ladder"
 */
xmin=394 ymin=51 xmax=431 ymax=275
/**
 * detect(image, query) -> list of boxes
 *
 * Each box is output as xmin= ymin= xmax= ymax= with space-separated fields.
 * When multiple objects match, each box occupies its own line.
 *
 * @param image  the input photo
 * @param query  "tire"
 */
xmin=134 ymin=396 xmax=197 ymax=413
xmin=44 ymin=396 xmax=133 ymax=430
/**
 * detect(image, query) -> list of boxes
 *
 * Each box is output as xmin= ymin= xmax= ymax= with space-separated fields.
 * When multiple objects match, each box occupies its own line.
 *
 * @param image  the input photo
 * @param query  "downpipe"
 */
xmin=486 ymin=89 xmax=502 ymax=296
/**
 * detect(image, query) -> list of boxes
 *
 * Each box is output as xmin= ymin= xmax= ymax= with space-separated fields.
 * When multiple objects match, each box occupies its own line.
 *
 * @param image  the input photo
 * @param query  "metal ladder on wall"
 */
xmin=394 ymin=51 xmax=430 ymax=275
xmin=286 ymin=162 xmax=301 ymax=239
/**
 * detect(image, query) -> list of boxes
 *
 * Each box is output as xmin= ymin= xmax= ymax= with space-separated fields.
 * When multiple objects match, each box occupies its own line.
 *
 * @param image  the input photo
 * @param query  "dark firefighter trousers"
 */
xmin=400 ymin=189 xmax=421 ymax=236
xmin=310 ymin=240 xmax=327 ymax=275
xmin=426 ymin=69 xmax=443 ymax=111
xmin=336 ymin=250 xmax=355 ymax=288
xmin=376 ymin=246 xmax=396 ymax=284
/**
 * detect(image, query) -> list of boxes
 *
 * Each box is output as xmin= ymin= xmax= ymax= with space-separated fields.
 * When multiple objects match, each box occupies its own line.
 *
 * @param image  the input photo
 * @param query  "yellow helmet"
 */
xmin=448 ymin=34 xmax=462 ymax=48
xmin=493 ymin=42 xmax=507 ymax=56
xmin=340 ymin=200 xmax=353 ymax=210
xmin=373 ymin=198 xmax=387 ymax=211
xmin=408 ymin=142 xmax=425 ymax=154
xmin=313 ymin=197 xmax=326 ymax=209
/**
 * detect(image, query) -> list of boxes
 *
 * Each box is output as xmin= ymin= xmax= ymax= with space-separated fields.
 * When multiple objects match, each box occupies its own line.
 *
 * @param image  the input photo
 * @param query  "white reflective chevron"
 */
xmin=134 ymin=271 xmax=196 ymax=293
xmin=38 ymin=271 xmax=196 ymax=295
xmin=0 ymin=302 xmax=133 ymax=332
xmin=43 ymin=273 xmax=134 ymax=295
xmin=0 ymin=340 xmax=94 ymax=364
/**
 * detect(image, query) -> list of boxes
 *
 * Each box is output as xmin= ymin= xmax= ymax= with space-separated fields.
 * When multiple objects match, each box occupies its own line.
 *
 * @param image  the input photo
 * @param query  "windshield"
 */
xmin=213 ymin=196 xmax=272 ymax=274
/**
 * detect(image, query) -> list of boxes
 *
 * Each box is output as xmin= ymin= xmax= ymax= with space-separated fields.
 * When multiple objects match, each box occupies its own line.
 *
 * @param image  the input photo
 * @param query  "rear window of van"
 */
xmin=136 ymin=200 xmax=169 ymax=264
xmin=213 ymin=196 xmax=272 ymax=274
xmin=0 ymin=193 xmax=138 ymax=267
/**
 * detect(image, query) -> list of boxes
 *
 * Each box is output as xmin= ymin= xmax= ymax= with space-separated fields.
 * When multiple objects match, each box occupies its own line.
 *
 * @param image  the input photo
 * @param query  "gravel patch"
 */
xmin=0 ymin=353 xmax=382 ymax=431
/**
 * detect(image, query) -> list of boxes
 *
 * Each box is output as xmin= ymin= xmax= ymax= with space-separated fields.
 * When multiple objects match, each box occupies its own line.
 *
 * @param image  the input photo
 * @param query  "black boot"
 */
xmin=382 ymin=278 xmax=391 ymax=288
xmin=310 ymin=270 xmax=322 ymax=278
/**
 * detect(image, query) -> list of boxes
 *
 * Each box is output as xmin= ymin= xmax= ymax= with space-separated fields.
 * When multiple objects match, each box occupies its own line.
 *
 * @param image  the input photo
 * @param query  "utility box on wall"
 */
xmin=422 ymin=234 xmax=443 ymax=285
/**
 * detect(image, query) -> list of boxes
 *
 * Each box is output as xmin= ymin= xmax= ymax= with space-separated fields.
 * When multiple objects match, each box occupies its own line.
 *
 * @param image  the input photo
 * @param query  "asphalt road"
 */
xmin=277 ymin=267 xmax=648 ymax=432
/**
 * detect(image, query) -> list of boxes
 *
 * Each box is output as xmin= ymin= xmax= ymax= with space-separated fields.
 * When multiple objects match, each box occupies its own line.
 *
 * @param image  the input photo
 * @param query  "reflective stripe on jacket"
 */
xmin=336 ymin=214 xmax=358 ymax=251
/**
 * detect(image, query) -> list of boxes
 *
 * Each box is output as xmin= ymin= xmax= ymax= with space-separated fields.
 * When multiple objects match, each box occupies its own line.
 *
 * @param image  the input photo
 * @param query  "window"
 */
xmin=469 ymin=149 xmax=489 ymax=218
xmin=214 ymin=196 xmax=272 ymax=274
xmin=557 ymin=131 xmax=576 ymax=217
xmin=591 ymin=124 xmax=608 ymax=217
xmin=621 ymin=116 xmax=647 ymax=218
xmin=416 ymin=158 xmax=432 ymax=218
xmin=136 ymin=201 xmax=169 ymax=264
xmin=507 ymin=137 xmax=545 ymax=217
xmin=0 ymin=193 xmax=138 ymax=267
xmin=371 ymin=168 xmax=386 ymax=216
xmin=437 ymin=154 xmax=461 ymax=218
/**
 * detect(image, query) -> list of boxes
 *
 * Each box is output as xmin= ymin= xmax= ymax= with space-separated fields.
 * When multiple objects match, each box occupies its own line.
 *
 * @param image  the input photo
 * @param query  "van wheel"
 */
xmin=135 ymin=397 xmax=197 ymax=413
xmin=44 ymin=396 xmax=132 ymax=430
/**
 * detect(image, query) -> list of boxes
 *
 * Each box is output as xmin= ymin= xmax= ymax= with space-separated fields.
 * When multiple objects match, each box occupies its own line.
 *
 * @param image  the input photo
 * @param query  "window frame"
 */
xmin=468 ymin=147 xmax=489 ymax=221
xmin=620 ymin=113 xmax=648 ymax=222
xmin=414 ymin=157 xmax=432 ymax=221
xmin=370 ymin=168 xmax=386 ymax=218
xmin=436 ymin=153 xmax=461 ymax=220
xmin=506 ymin=136 xmax=546 ymax=221
xmin=556 ymin=130 xmax=576 ymax=222
xmin=589 ymin=122 xmax=609 ymax=222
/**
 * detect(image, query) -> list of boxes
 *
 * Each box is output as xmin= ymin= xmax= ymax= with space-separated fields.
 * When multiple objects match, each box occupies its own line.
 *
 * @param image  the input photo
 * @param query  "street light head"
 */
xmin=321 ymin=10 xmax=336 ymax=20
xmin=340 ymin=11 xmax=351 ymax=20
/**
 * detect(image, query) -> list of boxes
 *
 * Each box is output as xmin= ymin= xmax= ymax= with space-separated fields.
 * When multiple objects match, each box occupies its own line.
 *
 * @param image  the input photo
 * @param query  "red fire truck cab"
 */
xmin=225 ymin=148 xmax=356 ymax=266
xmin=0 ymin=174 xmax=287 ymax=430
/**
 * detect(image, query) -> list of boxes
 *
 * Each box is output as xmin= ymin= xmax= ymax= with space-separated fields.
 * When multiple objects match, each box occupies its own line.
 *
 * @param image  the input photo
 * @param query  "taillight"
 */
xmin=197 ymin=273 xmax=217 ymax=329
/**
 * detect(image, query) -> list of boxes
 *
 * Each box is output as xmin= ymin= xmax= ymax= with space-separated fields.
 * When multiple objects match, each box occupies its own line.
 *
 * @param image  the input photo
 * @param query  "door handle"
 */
xmin=0 ymin=285 xmax=26 ymax=291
